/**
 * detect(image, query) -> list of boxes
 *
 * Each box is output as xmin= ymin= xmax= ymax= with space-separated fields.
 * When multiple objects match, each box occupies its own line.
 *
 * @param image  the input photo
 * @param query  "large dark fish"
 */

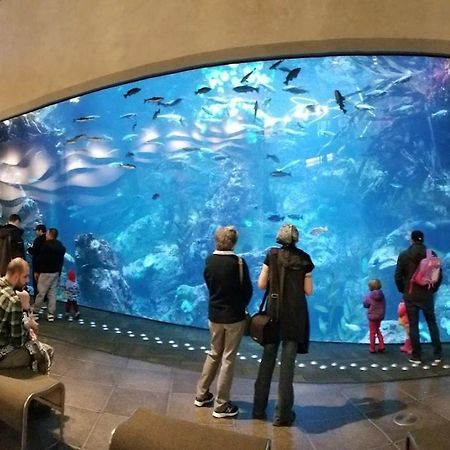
xmin=159 ymin=98 xmax=182 ymax=107
xmin=195 ymin=87 xmax=212 ymax=95
xmin=120 ymin=113 xmax=137 ymax=119
xmin=334 ymin=90 xmax=347 ymax=114
xmin=120 ymin=163 xmax=137 ymax=170
xmin=65 ymin=134 xmax=86 ymax=144
xmin=266 ymin=154 xmax=280 ymax=163
xmin=268 ymin=214 xmax=285 ymax=222
xmin=254 ymin=101 xmax=259 ymax=118
xmin=241 ymin=69 xmax=255 ymax=83
xmin=73 ymin=115 xmax=100 ymax=123
xmin=233 ymin=85 xmax=259 ymax=93
xmin=124 ymin=88 xmax=141 ymax=98
xmin=283 ymin=68 xmax=301 ymax=85
xmin=271 ymin=170 xmax=291 ymax=177
xmin=144 ymin=96 xmax=164 ymax=104
xmin=269 ymin=59 xmax=284 ymax=70
xmin=282 ymin=86 xmax=308 ymax=94
xmin=152 ymin=109 xmax=160 ymax=120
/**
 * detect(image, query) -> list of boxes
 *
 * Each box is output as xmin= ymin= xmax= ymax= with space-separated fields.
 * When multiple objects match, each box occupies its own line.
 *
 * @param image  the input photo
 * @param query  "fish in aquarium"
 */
xmin=1 ymin=54 xmax=450 ymax=344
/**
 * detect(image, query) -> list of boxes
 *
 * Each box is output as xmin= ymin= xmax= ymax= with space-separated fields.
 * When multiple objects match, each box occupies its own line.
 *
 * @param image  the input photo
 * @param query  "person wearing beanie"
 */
xmin=394 ymin=230 xmax=443 ymax=365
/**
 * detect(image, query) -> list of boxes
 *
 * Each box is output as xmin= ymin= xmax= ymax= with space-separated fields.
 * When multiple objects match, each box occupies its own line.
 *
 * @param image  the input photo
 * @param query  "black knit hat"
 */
xmin=411 ymin=230 xmax=424 ymax=242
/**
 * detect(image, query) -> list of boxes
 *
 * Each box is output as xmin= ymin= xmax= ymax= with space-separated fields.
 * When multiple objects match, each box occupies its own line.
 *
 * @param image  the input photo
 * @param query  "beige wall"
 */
xmin=1 ymin=0 xmax=450 ymax=120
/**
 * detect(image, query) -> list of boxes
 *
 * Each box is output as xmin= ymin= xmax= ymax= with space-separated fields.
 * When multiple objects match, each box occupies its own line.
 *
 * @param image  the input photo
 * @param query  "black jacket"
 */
xmin=27 ymin=235 xmax=46 ymax=268
xmin=265 ymin=246 xmax=315 ymax=353
xmin=1 ymin=224 xmax=25 ymax=259
xmin=35 ymin=239 xmax=66 ymax=274
xmin=204 ymin=252 xmax=252 ymax=324
xmin=394 ymin=242 xmax=442 ymax=302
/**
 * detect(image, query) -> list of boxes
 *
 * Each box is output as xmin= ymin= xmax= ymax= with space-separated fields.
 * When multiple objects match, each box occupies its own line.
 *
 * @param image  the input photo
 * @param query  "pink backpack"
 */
xmin=409 ymin=249 xmax=441 ymax=293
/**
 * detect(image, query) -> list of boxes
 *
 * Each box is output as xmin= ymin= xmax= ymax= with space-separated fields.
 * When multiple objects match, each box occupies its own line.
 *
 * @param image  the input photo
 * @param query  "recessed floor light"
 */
xmin=319 ymin=365 xmax=327 ymax=370
xmin=360 ymin=366 xmax=367 ymax=371
xmin=339 ymin=365 xmax=347 ymax=370
xmin=381 ymin=367 xmax=389 ymax=371
xmin=188 ymin=347 xmax=195 ymax=351
xmin=350 ymin=363 xmax=358 ymax=367
xmin=370 ymin=363 xmax=379 ymax=368
xmin=298 ymin=363 xmax=305 ymax=368
xmin=142 ymin=337 xmax=149 ymax=341
xmin=310 ymin=361 xmax=317 ymax=366
xmin=129 ymin=334 xmax=135 ymax=338
xmin=401 ymin=367 xmax=409 ymax=371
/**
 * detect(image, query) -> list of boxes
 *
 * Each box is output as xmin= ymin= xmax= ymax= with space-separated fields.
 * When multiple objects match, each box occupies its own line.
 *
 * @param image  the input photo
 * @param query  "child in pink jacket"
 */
xmin=363 ymin=279 xmax=386 ymax=353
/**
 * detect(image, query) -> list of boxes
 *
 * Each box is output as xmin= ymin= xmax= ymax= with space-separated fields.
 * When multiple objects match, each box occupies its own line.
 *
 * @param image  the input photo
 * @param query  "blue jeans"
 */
xmin=405 ymin=299 xmax=442 ymax=360
xmin=253 ymin=340 xmax=297 ymax=421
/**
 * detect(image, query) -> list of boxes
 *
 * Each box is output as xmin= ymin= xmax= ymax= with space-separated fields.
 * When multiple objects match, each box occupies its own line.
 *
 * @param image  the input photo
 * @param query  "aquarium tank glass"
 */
xmin=1 ymin=55 xmax=450 ymax=343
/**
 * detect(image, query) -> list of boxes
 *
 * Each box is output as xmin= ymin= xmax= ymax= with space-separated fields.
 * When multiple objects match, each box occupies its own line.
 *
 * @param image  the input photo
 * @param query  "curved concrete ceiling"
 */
xmin=1 ymin=0 xmax=450 ymax=120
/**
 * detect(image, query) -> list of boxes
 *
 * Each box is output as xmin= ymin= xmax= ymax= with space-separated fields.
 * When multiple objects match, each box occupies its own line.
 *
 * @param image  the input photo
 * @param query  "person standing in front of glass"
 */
xmin=195 ymin=226 xmax=252 ymax=418
xmin=253 ymin=224 xmax=314 ymax=427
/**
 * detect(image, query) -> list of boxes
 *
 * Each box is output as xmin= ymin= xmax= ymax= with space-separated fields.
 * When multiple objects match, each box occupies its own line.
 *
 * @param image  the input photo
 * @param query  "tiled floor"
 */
xmin=1 ymin=336 xmax=450 ymax=449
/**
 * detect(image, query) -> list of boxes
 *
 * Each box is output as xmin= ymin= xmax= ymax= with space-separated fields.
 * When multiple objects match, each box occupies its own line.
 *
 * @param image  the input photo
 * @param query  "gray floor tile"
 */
xmin=83 ymin=412 xmax=128 ymax=450
xmin=116 ymin=367 xmax=173 ymax=392
xmin=104 ymin=387 xmax=169 ymax=416
xmin=366 ymin=402 xmax=449 ymax=442
xmin=304 ymin=417 xmax=390 ymax=449
xmin=59 ymin=376 xmax=114 ymax=412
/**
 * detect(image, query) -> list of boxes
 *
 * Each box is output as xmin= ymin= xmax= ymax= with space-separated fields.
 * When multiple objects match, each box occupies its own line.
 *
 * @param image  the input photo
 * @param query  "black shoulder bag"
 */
xmin=249 ymin=249 xmax=285 ymax=346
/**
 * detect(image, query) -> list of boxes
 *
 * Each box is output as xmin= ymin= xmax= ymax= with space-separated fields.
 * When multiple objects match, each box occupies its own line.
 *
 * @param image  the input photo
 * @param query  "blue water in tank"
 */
xmin=1 ymin=55 xmax=450 ymax=343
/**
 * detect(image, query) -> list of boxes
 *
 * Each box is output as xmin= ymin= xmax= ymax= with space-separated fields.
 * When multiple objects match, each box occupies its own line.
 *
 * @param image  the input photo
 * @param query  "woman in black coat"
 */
xmin=253 ymin=224 xmax=314 ymax=426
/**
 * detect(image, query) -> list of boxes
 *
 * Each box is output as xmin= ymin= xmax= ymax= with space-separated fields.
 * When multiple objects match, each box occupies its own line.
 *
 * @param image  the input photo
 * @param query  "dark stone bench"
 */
xmin=109 ymin=408 xmax=271 ymax=450
xmin=0 ymin=368 xmax=65 ymax=450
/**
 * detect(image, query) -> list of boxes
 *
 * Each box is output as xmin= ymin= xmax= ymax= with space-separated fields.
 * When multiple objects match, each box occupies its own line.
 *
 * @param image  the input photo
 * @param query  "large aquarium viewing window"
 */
xmin=1 ymin=55 xmax=449 ymax=343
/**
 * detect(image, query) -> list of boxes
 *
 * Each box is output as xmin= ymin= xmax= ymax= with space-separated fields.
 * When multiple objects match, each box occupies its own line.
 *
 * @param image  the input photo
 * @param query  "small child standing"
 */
xmin=64 ymin=270 xmax=81 ymax=320
xmin=398 ymin=299 xmax=412 ymax=354
xmin=363 ymin=279 xmax=386 ymax=353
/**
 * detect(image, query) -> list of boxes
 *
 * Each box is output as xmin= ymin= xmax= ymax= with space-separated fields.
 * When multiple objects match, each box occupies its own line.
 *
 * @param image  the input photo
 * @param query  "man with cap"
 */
xmin=27 ymin=224 xmax=47 ymax=299
xmin=394 ymin=230 xmax=443 ymax=364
